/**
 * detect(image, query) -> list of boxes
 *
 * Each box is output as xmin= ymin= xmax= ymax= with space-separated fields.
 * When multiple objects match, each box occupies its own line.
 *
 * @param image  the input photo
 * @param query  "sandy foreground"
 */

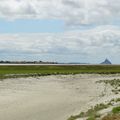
xmin=0 ymin=74 xmax=120 ymax=120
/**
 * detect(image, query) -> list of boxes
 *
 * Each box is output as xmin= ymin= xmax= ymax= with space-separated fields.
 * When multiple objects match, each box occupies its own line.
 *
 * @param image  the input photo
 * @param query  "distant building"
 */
xmin=101 ymin=58 xmax=112 ymax=64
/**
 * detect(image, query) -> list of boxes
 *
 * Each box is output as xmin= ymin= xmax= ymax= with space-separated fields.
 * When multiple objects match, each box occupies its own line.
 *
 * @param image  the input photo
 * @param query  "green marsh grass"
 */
xmin=0 ymin=65 xmax=120 ymax=79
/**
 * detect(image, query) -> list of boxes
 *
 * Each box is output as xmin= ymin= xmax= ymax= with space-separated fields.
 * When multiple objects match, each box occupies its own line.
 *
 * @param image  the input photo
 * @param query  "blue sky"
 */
xmin=0 ymin=19 xmax=64 ymax=33
xmin=0 ymin=0 xmax=120 ymax=64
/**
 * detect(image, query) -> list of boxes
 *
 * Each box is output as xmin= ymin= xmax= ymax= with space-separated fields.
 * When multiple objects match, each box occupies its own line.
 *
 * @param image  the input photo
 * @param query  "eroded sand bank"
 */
xmin=0 ymin=74 xmax=120 ymax=120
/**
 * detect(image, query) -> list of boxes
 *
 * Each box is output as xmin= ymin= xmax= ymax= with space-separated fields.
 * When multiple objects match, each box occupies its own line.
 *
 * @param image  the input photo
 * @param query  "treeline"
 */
xmin=0 ymin=61 xmax=58 ymax=64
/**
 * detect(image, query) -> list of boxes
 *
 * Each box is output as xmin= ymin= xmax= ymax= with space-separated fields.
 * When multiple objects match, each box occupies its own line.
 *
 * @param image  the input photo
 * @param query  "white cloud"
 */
xmin=0 ymin=0 xmax=120 ymax=26
xmin=0 ymin=25 xmax=120 ymax=59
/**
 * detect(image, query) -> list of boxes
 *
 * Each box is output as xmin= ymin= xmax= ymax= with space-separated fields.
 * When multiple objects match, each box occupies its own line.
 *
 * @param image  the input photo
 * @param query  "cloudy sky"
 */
xmin=0 ymin=0 xmax=120 ymax=63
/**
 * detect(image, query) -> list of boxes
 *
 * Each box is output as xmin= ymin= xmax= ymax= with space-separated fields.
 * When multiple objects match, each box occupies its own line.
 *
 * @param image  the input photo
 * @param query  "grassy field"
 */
xmin=0 ymin=65 xmax=120 ymax=79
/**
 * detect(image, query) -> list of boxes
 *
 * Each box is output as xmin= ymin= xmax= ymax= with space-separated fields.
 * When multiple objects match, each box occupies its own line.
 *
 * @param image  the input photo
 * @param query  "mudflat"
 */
xmin=0 ymin=74 xmax=120 ymax=120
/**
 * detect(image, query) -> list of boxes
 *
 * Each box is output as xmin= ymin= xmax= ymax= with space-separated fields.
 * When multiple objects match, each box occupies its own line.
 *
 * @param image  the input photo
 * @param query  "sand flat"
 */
xmin=0 ymin=74 xmax=120 ymax=120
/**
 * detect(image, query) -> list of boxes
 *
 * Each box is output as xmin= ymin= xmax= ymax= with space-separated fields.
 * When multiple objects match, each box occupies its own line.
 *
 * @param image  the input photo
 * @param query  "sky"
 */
xmin=0 ymin=0 xmax=120 ymax=63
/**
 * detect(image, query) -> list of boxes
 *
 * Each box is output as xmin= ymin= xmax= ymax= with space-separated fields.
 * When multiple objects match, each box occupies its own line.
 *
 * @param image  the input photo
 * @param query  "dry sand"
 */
xmin=0 ymin=74 xmax=120 ymax=120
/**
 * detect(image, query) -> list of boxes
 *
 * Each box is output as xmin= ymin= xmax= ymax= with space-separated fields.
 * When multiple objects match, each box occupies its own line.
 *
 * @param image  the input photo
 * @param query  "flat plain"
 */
xmin=0 ymin=65 xmax=120 ymax=120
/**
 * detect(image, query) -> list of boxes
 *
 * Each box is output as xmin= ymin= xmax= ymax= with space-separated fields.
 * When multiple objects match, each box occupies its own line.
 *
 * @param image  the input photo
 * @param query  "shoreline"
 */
xmin=1 ymin=73 xmax=120 ymax=81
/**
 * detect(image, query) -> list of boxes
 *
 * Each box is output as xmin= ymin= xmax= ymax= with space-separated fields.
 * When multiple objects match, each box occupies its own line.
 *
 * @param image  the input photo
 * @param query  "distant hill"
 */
xmin=101 ymin=59 xmax=112 ymax=64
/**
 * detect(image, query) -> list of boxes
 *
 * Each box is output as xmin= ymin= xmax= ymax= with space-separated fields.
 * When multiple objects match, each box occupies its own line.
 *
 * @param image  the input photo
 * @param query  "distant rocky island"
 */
xmin=101 ymin=58 xmax=112 ymax=64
